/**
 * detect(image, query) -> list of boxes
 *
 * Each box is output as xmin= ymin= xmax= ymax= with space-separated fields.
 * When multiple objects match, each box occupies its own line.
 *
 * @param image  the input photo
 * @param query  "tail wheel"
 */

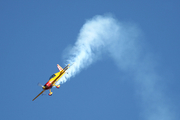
xmin=56 ymin=85 xmax=60 ymax=89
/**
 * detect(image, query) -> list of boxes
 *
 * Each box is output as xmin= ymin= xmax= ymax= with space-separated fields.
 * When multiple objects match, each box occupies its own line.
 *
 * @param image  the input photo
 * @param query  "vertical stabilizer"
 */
xmin=57 ymin=64 xmax=63 ymax=71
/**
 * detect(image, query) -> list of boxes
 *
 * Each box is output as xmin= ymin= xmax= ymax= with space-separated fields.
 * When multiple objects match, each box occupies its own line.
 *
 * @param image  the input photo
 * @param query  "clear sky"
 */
xmin=0 ymin=1 xmax=180 ymax=120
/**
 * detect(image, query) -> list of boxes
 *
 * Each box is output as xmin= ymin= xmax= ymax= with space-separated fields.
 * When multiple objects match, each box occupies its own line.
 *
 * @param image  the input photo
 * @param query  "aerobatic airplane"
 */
xmin=32 ymin=64 xmax=70 ymax=101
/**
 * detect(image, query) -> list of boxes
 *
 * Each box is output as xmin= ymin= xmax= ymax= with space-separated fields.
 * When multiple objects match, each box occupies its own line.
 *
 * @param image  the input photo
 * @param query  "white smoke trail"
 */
xmin=57 ymin=14 xmax=137 ymax=84
xmin=56 ymin=14 xmax=176 ymax=120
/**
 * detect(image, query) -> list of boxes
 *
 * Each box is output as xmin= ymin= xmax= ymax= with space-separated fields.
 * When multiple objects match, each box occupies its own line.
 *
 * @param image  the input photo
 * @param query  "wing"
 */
xmin=57 ymin=64 xmax=63 ymax=71
xmin=32 ymin=90 xmax=45 ymax=101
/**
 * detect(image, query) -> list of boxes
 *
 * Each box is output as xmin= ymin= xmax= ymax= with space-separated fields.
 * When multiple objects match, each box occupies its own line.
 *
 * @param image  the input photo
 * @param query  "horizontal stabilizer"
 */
xmin=57 ymin=64 xmax=63 ymax=71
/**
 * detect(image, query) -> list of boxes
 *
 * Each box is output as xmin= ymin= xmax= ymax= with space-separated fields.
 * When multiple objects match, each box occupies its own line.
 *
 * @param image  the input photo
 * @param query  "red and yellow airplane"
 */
xmin=32 ymin=64 xmax=70 ymax=101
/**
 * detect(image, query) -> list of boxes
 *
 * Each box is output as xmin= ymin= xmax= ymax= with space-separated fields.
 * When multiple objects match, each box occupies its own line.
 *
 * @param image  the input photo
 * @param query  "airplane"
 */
xmin=32 ymin=64 xmax=70 ymax=101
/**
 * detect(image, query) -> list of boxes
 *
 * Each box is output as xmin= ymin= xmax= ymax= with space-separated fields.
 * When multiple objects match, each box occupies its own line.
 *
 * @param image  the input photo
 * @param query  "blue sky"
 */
xmin=0 ymin=0 xmax=180 ymax=120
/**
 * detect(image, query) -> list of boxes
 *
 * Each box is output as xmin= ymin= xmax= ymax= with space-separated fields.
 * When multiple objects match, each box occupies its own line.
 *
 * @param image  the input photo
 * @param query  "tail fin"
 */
xmin=57 ymin=64 xmax=63 ymax=71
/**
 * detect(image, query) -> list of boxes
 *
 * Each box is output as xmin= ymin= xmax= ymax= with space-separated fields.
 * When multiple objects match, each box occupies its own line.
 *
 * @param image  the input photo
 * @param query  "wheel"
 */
xmin=48 ymin=92 xmax=53 ymax=96
xmin=56 ymin=85 xmax=60 ymax=88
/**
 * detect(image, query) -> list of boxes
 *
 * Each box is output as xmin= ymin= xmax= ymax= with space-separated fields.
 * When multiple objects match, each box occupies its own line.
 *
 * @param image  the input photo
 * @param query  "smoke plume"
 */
xmin=56 ymin=14 xmax=175 ymax=120
xmin=57 ymin=15 xmax=140 ymax=84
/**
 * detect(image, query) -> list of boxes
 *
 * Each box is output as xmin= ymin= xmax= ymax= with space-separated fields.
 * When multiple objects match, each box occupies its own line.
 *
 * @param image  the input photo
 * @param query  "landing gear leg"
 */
xmin=48 ymin=89 xmax=53 ymax=96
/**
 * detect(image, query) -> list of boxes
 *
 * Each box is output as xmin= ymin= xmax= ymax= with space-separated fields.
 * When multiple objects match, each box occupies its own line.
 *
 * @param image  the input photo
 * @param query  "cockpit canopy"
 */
xmin=49 ymin=74 xmax=56 ymax=80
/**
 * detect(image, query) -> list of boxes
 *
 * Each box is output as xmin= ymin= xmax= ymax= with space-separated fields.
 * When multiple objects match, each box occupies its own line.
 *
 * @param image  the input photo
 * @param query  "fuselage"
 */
xmin=43 ymin=72 xmax=61 ymax=90
xmin=43 ymin=66 xmax=67 ymax=90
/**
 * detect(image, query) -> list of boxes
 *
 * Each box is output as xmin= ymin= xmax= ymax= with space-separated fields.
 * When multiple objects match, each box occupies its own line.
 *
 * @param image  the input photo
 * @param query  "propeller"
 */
xmin=38 ymin=83 xmax=44 ymax=88
xmin=37 ymin=83 xmax=46 ymax=95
